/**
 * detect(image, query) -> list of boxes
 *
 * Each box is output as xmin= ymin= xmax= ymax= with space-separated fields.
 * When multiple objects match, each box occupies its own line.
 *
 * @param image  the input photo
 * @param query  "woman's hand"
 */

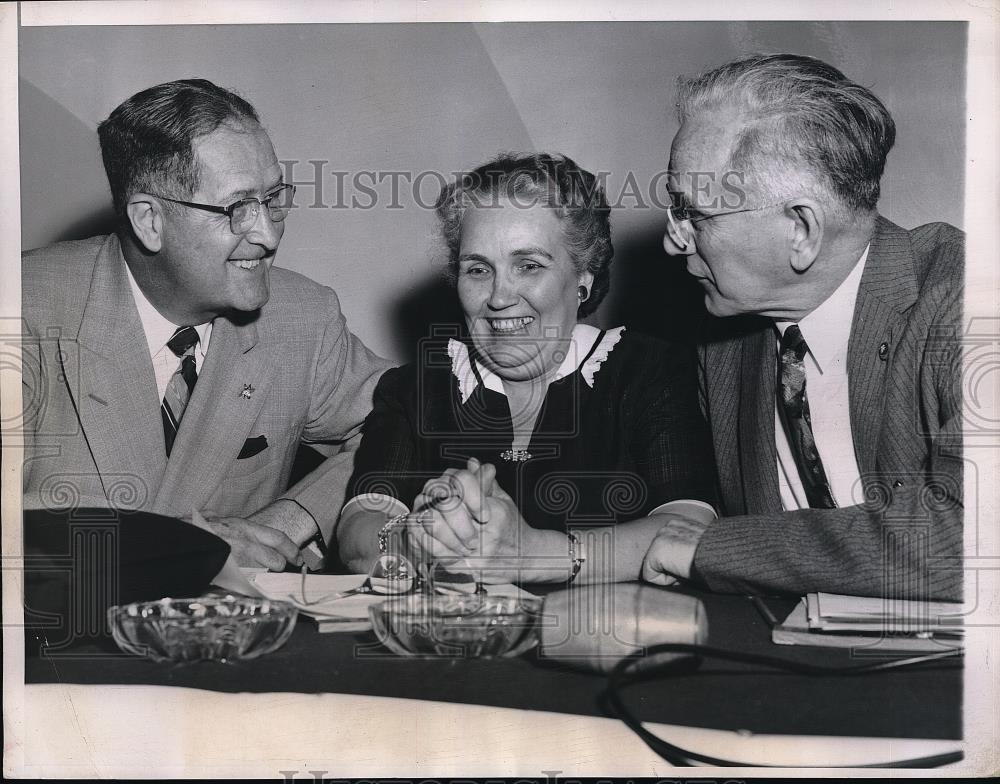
xmin=470 ymin=478 xmax=534 ymax=562
xmin=411 ymin=461 xmax=490 ymax=547
xmin=406 ymin=458 xmax=541 ymax=581
xmin=404 ymin=459 xmax=489 ymax=566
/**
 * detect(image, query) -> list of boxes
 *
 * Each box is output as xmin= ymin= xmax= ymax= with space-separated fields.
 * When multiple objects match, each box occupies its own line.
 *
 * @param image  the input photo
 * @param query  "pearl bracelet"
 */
xmin=377 ymin=512 xmax=410 ymax=554
xmin=567 ymin=531 xmax=585 ymax=581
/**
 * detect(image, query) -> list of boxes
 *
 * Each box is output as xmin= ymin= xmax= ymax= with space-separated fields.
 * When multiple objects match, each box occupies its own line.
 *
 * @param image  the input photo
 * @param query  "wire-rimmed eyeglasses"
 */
xmin=293 ymin=552 xmax=490 ymax=614
xmin=152 ymin=183 xmax=296 ymax=235
xmin=665 ymin=190 xmax=785 ymax=251
xmin=295 ymin=553 xmax=416 ymax=608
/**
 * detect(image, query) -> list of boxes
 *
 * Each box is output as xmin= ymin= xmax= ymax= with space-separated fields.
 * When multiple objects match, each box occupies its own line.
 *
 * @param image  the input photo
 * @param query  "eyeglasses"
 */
xmin=665 ymin=191 xmax=784 ymax=251
xmin=288 ymin=555 xmax=417 ymax=617
xmin=153 ymin=183 xmax=296 ymax=234
xmin=295 ymin=554 xmax=416 ymax=609
xmin=292 ymin=552 xmax=488 ymax=616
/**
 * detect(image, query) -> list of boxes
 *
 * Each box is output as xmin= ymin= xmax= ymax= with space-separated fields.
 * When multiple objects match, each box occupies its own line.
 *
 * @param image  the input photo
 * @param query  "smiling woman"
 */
xmin=455 ymin=203 xmax=586 ymax=386
xmin=336 ymin=153 xmax=718 ymax=585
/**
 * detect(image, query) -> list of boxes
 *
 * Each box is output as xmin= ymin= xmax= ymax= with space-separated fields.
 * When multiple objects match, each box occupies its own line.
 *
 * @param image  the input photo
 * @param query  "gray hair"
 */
xmin=677 ymin=53 xmax=896 ymax=213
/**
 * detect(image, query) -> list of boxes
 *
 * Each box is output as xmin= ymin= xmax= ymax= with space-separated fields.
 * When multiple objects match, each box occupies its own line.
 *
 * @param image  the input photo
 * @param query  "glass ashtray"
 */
xmin=108 ymin=595 xmax=298 ymax=663
xmin=370 ymin=594 xmax=542 ymax=658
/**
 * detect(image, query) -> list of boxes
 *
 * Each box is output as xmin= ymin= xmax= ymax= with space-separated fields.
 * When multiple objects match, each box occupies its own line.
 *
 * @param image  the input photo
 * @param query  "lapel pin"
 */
xmin=240 ymin=384 xmax=254 ymax=400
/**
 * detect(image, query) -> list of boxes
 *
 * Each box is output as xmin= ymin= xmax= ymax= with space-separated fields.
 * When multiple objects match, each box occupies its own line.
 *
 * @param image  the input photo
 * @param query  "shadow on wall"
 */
xmin=19 ymin=78 xmax=118 ymax=249
xmin=54 ymin=209 xmax=118 ymax=244
xmin=381 ymin=223 xmax=708 ymax=365
xmin=606 ymin=223 xmax=708 ymax=347
xmin=388 ymin=273 xmax=465 ymax=364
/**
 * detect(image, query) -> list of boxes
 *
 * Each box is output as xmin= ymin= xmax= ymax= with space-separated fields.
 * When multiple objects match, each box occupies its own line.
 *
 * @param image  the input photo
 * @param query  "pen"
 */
xmin=748 ymin=594 xmax=779 ymax=627
xmin=417 ymin=484 xmax=487 ymax=596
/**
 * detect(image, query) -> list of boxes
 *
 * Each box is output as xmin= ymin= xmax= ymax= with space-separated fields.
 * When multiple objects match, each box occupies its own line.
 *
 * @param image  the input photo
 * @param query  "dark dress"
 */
xmin=346 ymin=327 xmax=717 ymax=531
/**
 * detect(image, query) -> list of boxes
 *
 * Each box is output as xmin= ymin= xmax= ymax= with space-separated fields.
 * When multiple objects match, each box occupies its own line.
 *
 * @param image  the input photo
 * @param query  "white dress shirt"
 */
xmin=125 ymin=263 xmax=211 ymax=401
xmin=774 ymin=246 xmax=869 ymax=510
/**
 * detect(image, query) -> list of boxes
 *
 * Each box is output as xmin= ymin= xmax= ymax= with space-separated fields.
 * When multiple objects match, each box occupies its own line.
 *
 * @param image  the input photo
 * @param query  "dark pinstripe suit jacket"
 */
xmin=693 ymin=217 xmax=963 ymax=600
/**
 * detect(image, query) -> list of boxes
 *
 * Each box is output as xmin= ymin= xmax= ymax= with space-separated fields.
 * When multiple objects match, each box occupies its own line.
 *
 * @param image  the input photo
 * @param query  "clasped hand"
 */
xmin=405 ymin=458 xmax=535 ymax=582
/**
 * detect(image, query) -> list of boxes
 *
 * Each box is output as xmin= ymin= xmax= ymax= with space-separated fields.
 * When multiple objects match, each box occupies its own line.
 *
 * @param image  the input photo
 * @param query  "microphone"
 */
xmin=538 ymin=583 xmax=708 ymax=673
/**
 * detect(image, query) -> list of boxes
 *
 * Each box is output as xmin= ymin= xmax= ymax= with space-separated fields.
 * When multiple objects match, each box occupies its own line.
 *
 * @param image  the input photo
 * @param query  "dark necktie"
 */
xmin=778 ymin=324 xmax=837 ymax=509
xmin=161 ymin=326 xmax=199 ymax=456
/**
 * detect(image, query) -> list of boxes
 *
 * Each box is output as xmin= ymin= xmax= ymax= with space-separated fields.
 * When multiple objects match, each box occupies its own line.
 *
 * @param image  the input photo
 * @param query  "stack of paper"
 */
xmin=807 ymin=593 xmax=964 ymax=633
xmin=208 ymin=557 xmax=399 ymax=631
xmin=773 ymin=592 xmax=964 ymax=651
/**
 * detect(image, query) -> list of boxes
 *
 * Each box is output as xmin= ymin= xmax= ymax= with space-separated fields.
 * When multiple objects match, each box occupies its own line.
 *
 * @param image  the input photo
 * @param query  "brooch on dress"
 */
xmin=500 ymin=448 xmax=532 ymax=463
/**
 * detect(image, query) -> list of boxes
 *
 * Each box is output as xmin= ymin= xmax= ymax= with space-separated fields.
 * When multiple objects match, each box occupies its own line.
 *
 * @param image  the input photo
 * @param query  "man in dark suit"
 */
xmin=642 ymin=54 xmax=963 ymax=600
xmin=22 ymin=79 xmax=392 ymax=569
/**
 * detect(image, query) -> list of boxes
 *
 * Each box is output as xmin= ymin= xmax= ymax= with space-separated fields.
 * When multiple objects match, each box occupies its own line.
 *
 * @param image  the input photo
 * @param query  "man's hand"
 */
xmin=190 ymin=509 xmax=305 ymax=571
xmin=247 ymin=499 xmax=320 ymax=548
xmin=641 ymin=515 xmax=711 ymax=586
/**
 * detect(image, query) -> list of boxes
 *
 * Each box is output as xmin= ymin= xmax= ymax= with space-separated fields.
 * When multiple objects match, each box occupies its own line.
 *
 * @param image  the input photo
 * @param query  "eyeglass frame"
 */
xmin=665 ymin=192 xmax=787 ymax=251
xmin=294 ymin=551 xmax=489 ymax=611
xmin=150 ymin=183 xmax=296 ymax=234
xmin=295 ymin=552 xmax=420 ymax=608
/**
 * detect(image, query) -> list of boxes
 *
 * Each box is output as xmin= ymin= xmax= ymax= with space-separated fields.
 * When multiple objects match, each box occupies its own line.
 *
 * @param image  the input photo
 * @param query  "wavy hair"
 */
xmin=677 ymin=53 xmax=896 ymax=213
xmin=435 ymin=152 xmax=613 ymax=318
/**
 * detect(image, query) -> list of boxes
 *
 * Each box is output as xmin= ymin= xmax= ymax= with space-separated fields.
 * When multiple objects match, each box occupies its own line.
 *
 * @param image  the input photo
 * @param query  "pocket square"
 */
xmin=237 ymin=435 xmax=268 ymax=459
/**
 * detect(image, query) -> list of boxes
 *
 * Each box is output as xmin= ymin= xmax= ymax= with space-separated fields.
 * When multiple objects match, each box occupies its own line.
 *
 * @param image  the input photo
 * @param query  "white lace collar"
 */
xmin=448 ymin=324 xmax=625 ymax=404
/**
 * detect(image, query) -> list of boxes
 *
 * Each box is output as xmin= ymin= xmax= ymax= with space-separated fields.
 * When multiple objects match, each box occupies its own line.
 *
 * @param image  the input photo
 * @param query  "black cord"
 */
xmin=602 ymin=642 xmax=964 ymax=769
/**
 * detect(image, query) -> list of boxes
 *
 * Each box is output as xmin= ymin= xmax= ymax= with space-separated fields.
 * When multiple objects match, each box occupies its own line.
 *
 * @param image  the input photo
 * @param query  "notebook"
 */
xmin=772 ymin=593 xmax=964 ymax=652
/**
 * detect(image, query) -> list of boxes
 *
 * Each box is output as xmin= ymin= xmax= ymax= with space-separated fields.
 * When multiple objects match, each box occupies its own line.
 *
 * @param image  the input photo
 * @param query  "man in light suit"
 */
xmin=22 ymin=79 xmax=392 ymax=570
xmin=642 ymin=54 xmax=963 ymax=600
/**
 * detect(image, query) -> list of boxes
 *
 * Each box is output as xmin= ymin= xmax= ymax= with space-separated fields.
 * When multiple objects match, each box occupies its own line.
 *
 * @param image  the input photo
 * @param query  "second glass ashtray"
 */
xmin=369 ymin=594 xmax=542 ymax=658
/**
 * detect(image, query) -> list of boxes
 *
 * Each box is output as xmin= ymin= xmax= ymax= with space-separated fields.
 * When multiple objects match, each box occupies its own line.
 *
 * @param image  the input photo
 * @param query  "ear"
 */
xmin=784 ymin=198 xmax=823 ymax=273
xmin=125 ymin=195 xmax=164 ymax=253
xmin=577 ymin=269 xmax=595 ymax=292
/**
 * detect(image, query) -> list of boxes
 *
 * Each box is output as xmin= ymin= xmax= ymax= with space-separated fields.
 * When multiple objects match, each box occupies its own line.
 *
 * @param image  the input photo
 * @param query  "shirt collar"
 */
xmin=448 ymin=323 xmax=623 ymax=403
xmin=124 ymin=259 xmax=212 ymax=358
xmin=774 ymin=244 xmax=869 ymax=372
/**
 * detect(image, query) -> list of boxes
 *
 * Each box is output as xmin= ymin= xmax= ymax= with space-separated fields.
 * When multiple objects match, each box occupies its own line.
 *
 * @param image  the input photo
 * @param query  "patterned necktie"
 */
xmin=777 ymin=324 xmax=837 ymax=509
xmin=161 ymin=326 xmax=199 ymax=456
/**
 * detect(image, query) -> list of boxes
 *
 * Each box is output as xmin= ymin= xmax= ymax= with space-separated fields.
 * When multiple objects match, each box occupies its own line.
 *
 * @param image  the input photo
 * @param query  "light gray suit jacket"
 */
xmin=693 ymin=217 xmax=964 ymax=600
xmin=22 ymin=234 xmax=393 ymax=542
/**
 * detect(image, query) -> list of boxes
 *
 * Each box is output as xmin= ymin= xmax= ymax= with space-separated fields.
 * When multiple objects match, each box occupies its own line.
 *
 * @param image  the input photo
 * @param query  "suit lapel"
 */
xmin=152 ymin=314 xmax=279 ymax=517
xmin=738 ymin=326 xmax=781 ymax=513
xmin=847 ymin=217 xmax=919 ymax=476
xmin=67 ymin=235 xmax=166 ymax=505
xmin=705 ymin=317 xmax=779 ymax=515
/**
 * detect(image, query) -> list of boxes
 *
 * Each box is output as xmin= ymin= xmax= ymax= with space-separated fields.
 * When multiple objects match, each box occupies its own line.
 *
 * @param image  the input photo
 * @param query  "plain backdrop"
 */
xmin=19 ymin=21 xmax=966 ymax=360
